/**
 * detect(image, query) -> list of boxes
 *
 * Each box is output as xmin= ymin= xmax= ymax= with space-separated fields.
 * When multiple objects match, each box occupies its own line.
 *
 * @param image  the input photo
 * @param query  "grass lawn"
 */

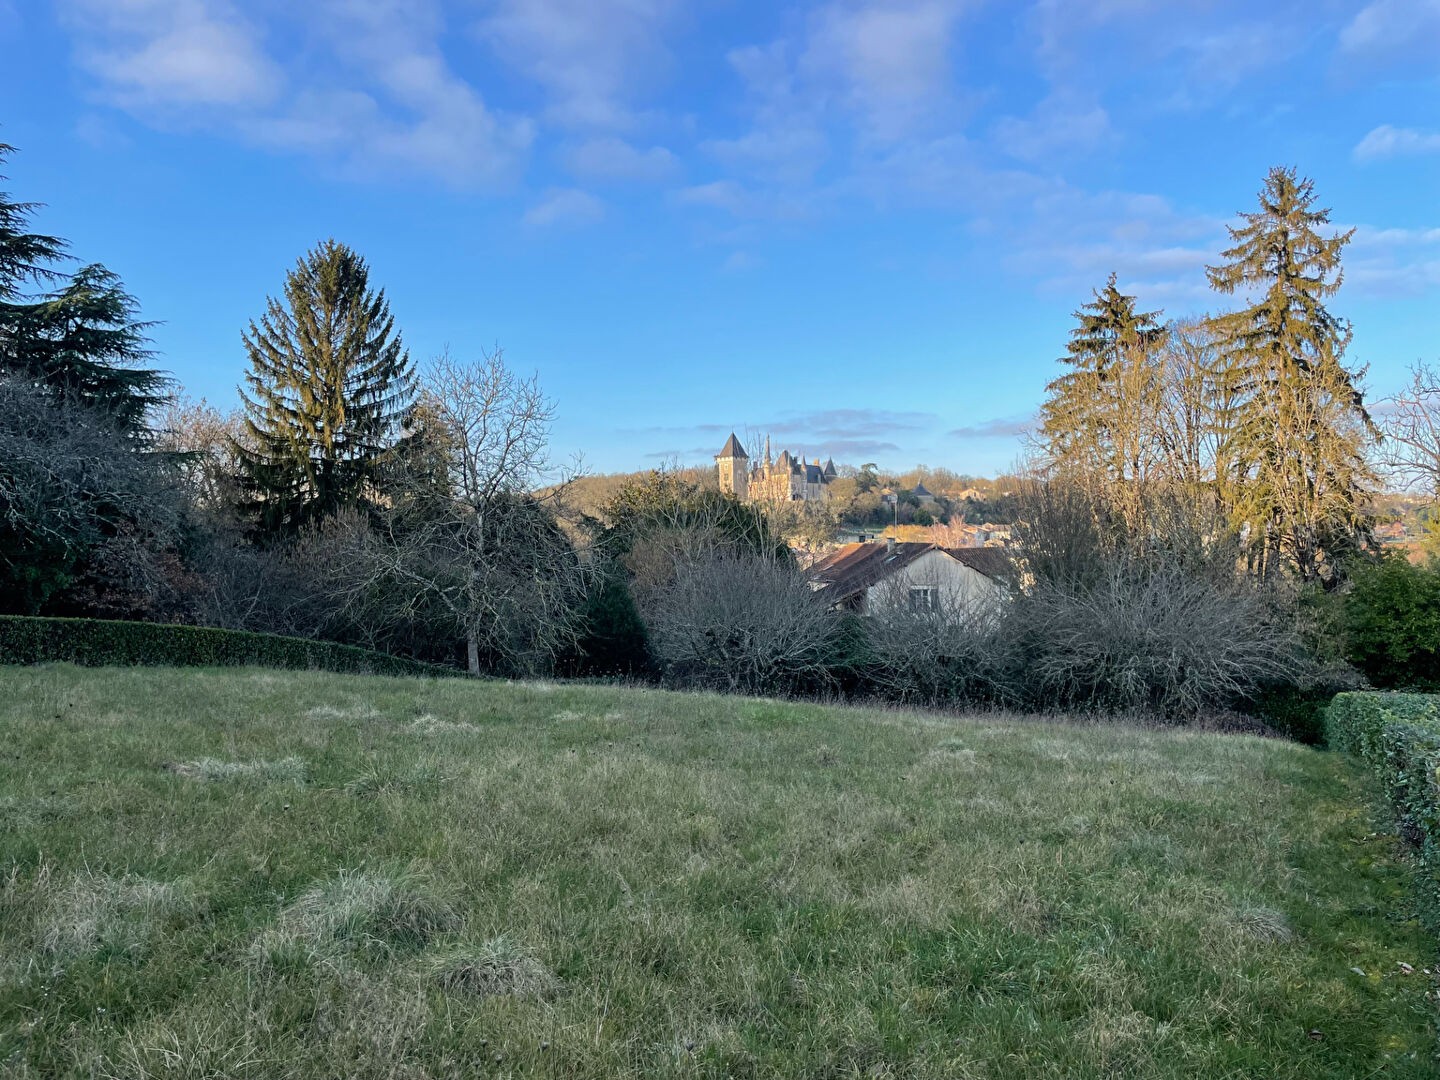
xmin=1 ymin=666 xmax=1437 ymax=1078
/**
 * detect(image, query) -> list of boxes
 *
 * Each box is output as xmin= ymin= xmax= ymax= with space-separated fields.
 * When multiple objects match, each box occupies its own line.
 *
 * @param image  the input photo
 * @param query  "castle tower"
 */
xmin=716 ymin=433 xmax=749 ymax=500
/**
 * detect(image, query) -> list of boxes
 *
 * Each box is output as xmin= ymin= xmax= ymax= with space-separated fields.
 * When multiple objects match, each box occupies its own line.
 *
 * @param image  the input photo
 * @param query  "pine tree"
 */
xmin=0 ymin=144 xmax=166 ymax=432
xmin=237 ymin=239 xmax=415 ymax=534
xmin=1205 ymin=167 xmax=1376 ymax=584
xmin=1038 ymin=273 xmax=1167 ymax=519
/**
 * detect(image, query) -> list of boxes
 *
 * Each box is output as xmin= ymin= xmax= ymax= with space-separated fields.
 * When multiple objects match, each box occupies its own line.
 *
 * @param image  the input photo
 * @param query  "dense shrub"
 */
xmin=1007 ymin=563 xmax=1303 ymax=717
xmin=640 ymin=552 xmax=839 ymax=695
xmin=0 ymin=615 xmax=458 ymax=678
xmin=1343 ymin=554 xmax=1440 ymax=691
xmin=1325 ymin=692 xmax=1440 ymax=930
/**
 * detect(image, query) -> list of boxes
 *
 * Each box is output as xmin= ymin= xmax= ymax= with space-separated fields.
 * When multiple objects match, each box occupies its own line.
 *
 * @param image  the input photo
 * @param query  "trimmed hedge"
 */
xmin=0 ymin=616 xmax=459 ymax=679
xmin=1325 ymin=691 xmax=1440 ymax=930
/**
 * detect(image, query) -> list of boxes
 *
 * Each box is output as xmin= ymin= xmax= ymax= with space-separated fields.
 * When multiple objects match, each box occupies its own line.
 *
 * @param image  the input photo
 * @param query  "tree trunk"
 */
xmin=467 ymin=634 xmax=480 ymax=676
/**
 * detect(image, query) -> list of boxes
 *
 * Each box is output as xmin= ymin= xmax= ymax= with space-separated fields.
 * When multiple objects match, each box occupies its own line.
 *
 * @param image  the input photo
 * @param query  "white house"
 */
xmin=807 ymin=539 xmax=1013 ymax=616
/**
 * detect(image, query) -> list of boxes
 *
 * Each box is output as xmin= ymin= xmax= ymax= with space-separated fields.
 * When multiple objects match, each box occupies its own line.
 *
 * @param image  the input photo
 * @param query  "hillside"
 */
xmin=1 ymin=667 xmax=1437 ymax=1078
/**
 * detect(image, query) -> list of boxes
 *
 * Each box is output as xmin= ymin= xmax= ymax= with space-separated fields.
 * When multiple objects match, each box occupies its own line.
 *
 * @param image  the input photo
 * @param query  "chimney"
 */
xmin=885 ymin=537 xmax=896 ymax=556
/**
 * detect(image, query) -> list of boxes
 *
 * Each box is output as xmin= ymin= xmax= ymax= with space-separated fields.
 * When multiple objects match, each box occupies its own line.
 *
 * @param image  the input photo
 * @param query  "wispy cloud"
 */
xmin=476 ymin=0 xmax=681 ymax=131
xmin=61 ymin=0 xmax=534 ymax=187
xmin=949 ymin=415 xmax=1033 ymax=439
xmin=64 ymin=0 xmax=281 ymax=110
xmin=1339 ymin=0 xmax=1440 ymax=62
xmin=565 ymin=137 xmax=680 ymax=182
xmin=523 ymin=188 xmax=605 ymax=227
xmin=1355 ymin=125 xmax=1440 ymax=161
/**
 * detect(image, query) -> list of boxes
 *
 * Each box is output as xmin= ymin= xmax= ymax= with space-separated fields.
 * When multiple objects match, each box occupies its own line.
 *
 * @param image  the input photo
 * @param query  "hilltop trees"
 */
xmin=1039 ymin=273 xmax=1168 ymax=520
xmin=237 ymin=240 xmax=415 ymax=535
xmin=1 ymin=146 xmax=167 ymax=432
xmin=0 ymin=144 xmax=179 ymax=613
xmin=1035 ymin=168 xmax=1376 ymax=587
xmin=1206 ymin=166 xmax=1375 ymax=584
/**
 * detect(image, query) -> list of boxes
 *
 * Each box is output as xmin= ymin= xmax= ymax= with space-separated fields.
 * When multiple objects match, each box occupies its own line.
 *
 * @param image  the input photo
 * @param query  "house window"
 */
xmin=908 ymin=586 xmax=937 ymax=612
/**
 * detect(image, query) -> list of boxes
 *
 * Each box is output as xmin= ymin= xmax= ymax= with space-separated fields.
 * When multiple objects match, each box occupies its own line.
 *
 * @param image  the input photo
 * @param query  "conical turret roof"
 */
xmin=717 ymin=433 xmax=749 ymax=459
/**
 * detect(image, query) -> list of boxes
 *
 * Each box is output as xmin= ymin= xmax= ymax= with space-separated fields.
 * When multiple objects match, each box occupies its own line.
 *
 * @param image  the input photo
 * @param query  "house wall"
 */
xmin=862 ymin=548 xmax=1006 ymax=615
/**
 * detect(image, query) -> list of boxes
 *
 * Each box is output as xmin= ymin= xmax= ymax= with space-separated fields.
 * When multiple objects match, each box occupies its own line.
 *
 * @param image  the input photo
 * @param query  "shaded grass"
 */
xmin=0 ymin=664 xmax=1435 ymax=1077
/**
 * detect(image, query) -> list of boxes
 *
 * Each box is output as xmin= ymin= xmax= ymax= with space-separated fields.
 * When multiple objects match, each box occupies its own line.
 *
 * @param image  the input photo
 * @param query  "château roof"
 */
xmin=717 ymin=433 xmax=748 ymax=459
xmin=912 ymin=481 xmax=933 ymax=497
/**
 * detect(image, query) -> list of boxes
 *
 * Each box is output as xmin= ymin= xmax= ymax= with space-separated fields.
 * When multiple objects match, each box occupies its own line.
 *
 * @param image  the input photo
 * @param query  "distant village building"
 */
xmin=809 ymin=539 xmax=1014 ymax=615
xmin=716 ymin=433 xmax=835 ymax=505
xmin=912 ymin=482 xmax=936 ymax=506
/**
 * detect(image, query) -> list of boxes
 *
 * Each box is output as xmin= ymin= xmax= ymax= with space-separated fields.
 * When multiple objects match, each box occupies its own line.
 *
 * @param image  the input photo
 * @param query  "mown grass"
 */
xmin=0 ymin=665 xmax=1436 ymax=1078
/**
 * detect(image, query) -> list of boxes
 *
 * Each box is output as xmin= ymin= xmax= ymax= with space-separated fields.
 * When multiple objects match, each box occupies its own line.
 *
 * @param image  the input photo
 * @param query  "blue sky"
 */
xmin=2 ymin=0 xmax=1437 ymax=475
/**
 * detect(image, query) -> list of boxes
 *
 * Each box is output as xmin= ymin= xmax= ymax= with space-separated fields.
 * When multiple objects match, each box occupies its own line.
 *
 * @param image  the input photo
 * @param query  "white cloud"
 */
xmin=477 ymin=0 xmax=680 ymax=130
xmin=60 ymin=0 xmax=533 ymax=188
xmin=673 ymin=180 xmax=752 ymax=215
xmin=523 ymin=187 xmax=605 ymax=227
xmin=802 ymin=0 xmax=972 ymax=140
xmin=1345 ymin=223 xmax=1440 ymax=296
xmin=64 ymin=0 xmax=280 ymax=109
xmin=1355 ymin=125 xmax=1440 ymax=161
xmin=565 ymin=137 xmax=679 ymax=182
xmin=1340 ymin=0 xmax=1440 ymax=57
xmin=993 ymin=94 xmax=1114 ymax=162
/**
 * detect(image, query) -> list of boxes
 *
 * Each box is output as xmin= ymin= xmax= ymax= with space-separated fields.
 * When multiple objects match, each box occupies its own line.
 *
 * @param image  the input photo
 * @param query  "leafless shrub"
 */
xmin=1011 ymin=561 xmax=1303 ymax=716
xmin=0 ymin=376 xmax=185 ymax=614
xmin=860 ymin=578 xmax=1012 ymax=705
xmin=641 ymin=551 xmax=840 ymax=695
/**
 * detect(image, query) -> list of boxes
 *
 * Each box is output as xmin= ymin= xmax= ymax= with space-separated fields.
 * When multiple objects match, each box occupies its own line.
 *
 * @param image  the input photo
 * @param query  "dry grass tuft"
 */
xmin=164 ymin=757 xmax=306 ymax=784
xmin=1229 ymin=903 xmax=1294 ymax=944
xmin=305 ymin=703 xmax=381 ymax=722
xmin=40 ymin=870 xmax=195 ymax=961
xmin=408 ymin=715 xmax=478 ymax=736
xmin=426 ymin=935 xmax=560 ymax=1000
xmin=250 ymin=869 xmax=459 ymax=969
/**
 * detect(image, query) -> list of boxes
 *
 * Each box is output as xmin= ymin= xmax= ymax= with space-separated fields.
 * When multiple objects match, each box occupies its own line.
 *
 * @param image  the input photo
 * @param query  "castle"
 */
xmin=716 ymin=433 xmax=835 ymax=504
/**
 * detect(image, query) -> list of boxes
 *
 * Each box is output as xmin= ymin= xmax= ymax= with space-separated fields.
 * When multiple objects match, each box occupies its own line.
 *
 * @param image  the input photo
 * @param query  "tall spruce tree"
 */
xmin=0 ymin=144 xmax=166 ymax=433
xmin=237 ymin=239 xmax=415 ymax=535
xmin=1038 ymin=273 xmax=1167 ymax=519
xmin=1205 ymin=167 xmax=1375 ymax=584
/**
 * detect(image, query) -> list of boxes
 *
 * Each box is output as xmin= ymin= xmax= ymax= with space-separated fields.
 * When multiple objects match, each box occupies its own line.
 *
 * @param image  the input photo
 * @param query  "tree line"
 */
xmin=5 ymin=142 xmax=1439 ymax=720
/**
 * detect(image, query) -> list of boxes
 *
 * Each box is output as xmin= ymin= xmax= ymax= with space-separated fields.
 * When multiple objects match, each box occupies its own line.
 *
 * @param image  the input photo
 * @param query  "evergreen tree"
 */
xmin=1205 ymin=167 xmax=1376 ymax=584
xmin=1038 ymin=274 xmax=1167 ymax=518
xmin=237 ymin=239 xmax=415 ymax=534
xmin=0 ymin=144 xmax=166 ymax=432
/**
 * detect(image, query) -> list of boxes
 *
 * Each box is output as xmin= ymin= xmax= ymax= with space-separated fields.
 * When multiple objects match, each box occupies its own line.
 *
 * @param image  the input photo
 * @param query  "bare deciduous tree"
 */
xmin=1376 ymin=362 xmax=1440 ymax=498
xmin=326 ymin=349 xmax=587 ymax=675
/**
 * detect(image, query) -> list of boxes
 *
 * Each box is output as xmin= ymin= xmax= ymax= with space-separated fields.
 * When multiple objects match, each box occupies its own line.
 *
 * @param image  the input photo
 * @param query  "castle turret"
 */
xmin=716 ymin=433 xmax=749 ymax=500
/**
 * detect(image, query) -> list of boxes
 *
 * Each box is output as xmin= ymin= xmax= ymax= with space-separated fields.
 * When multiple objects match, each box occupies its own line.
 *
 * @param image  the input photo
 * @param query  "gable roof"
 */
xmin=808 ymin=541 xmax=1016 ymax=605
xmin=808 ymin=542 xmax=934 ymax=602
xmin=943 ymin=546 xmax=1016 ymax=581
xmin=717 ymin=433 xmax=748 ymax=459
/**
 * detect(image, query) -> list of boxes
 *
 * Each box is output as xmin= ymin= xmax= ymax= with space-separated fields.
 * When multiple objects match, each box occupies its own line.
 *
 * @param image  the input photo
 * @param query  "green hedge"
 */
xmin=0 ymin=616 xmax=459 ymax=679
xmin=1325 ymin=691 xmax=1440 ymax=930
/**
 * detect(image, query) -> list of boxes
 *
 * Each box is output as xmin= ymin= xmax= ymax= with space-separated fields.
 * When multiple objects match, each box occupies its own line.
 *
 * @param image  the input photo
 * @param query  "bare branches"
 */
xmin=639 ymin=551 xmax=838 ymax=695
xmin=1375 ymin=362 xmax=1440 ymax=498
xmin=324 ymin=350 xmax=587 ymax=675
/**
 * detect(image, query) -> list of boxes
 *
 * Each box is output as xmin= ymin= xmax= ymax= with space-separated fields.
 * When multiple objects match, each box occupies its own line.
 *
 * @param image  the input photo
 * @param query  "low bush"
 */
xmin=0 ymin=615 xmax=458 ymax=678
xmin=1343 ymin=554 xmax=1440 ymax=691
xmin=1326 ymin=691 xmax=1440 ymax=930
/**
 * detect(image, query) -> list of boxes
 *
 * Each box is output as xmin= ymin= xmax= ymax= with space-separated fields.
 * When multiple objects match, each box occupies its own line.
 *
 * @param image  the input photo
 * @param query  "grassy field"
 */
xmin=0 ymin=666 xmax=1436 ymax=1078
